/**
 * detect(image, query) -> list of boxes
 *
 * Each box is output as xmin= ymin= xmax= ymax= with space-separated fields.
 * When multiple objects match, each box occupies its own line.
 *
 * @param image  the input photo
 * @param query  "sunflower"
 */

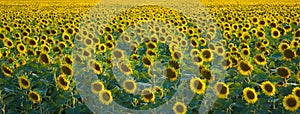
xmin=28 ymin=91 xmax=41 ymax=103
xmin=237 ymin=60 xmax=253 ymax=76
xmin=276 ymin=67 xmax=291 ymax=78
xmin=190 ymin=49 xmax=200 ymax=57
xmin=142 ymin=56 xmax=153 ymax=67
xmin=118 ymin=63 xmax=133 ymax=75
xmin=1 ymin=63 xmax=13 ymax=77
xmin=153 ymin=86 xmax=164 ymax=99
xmin=146 ymin=42 xmax=157 ymax=49
xmin=215 ymin=46 xmax=225 ymax=56
xmin=282 ymin=48 xmax=296 ymax=60
xmin=38 ymin=52 xmax=51 ymax=65
xmin=283 ymin=94 xmax=300 ymax=111
xmin=243 ymin=87 xmax=258 ymax=104
xmin=91 ymin=81 xmax=104 ymax=94
xmin=98 ymin=44 xmax=107 ymax=53
xmin=16 ymin=43 xmax=27 ymax=53
xmin=189 ymin=77 xmax=206 ymax=95
xmin=190 ymin=37 xmax=199 ymax=48
xmin=141 ymin=88 xmax=155 ymax=103
xmin=171 ymin=51 xmax=183 ymax=60
xmin=214 ymin=82 xmax=229 ymax=99
xmin=112 ymin=49 xmax=124 ymax=59
xmin=271 ymin=28 xmax=281 ymax=39
xmin=60 ymin=64 xmax=73 ymax=76
xmin=164 ymin=67 xmax=178 ymax=81
xmin=122 ymin=79 xmax=137 ymax=93
xmin=105 ymin=41 xmax=115 ymax=50
xmin=254 ymin=54 xmax=267 ymax=66
xmin=99 ymin=89 xmax=113 ymax=105
xmin=200 ymin=68 xmax=214 ymax=82
xmin=192 ymin=56 xmax=203 ymax=66
xmin=57 ymin=75 xmax=69 ymax=91
xmin=221 ymin=58 xmax=232 ymax=69
xmin=261 ymin=81 xmax=275 ymax=96
xmin=201 ymin=49 xmax=213 ymax=62
xmin=28 ymin=39 xmax=38 ymax=48
xmin=292 ymin=87 xmax=300 ymax=98
xmin=146 ymin=49 xmax=157 ymax=57
xmin=172 ymin=102 xmax=187 ymax=114
xmin=241 ymin=48 xmax=250 ymax=57
xmin=255 ymin=30 xmax=265 ymax=39
xmin=18 ymin=76 xmax=30 ymax=89
xmin=3 ymin=38 xmax=14 ymax=48
xmin=168 ymin=60 xmax=180 ymax=70
xmin=278 ymin=42 xmax=290 ymax=53
xmin=63 ymin=55 xmax=73 ymax=65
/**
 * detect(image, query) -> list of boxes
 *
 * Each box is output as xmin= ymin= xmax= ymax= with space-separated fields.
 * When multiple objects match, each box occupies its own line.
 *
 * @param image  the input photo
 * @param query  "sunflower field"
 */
xmin=0 ymin=0 xmax=300 ymax=113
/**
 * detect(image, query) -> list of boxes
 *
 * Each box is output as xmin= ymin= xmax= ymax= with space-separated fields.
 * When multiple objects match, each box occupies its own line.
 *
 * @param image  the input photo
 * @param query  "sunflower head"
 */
xmin=91 ymin=81 xmax=104 ymax=94
xmin=243 ymin=87 xmax=258 ymax=104
xmin=28 ymin=91 xmax=41 ymax=103
xmin=172 ymin=102 xmax=187 ymax=114
xmin=261 ymin=81 xmax=276 ymax=96
xmin=122 ymin=79 xmax=137 ymax=93
xmin=214 ymin=82 xmax=229 ymax=99
xmin=189 ymin=77 xmax=206 ymax=94
xmin=57 ymin=75 xmax=69 ymax=91
xmin=99 ymin=89 xmax=113 ymax=105
xmin=283 ymin=94 xmax=300 ymax=112
xmin=18 ymin=76 xmax=30 ymax=89
xmin=141 ymin=88 xmax=155 ymax=103
xmin=276 ymin=67 xmax=291 ymax=78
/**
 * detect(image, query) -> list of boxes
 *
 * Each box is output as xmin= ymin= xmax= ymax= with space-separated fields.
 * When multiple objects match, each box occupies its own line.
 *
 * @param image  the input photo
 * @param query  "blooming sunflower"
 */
xmin=1 ymin=63 xmax=13 ymax=77
xmin=254 ymin=54 xmax=267 ymax=66
xmin=243 ymin=87 xmax=258 ymax=104
xmin=141 ymin=88 xmax=155 ymax=103
xmin=18 ymin=76 xmax=30 ymax=89
xmin=91 ymin=81 xmax=104 ymax=94
xmin=57 ymin=75 xmax=69 ymax=91
xmin=172 ymin=102 xmax=187 ymax=114
xmin=261 ymin=81 xmax=276 ymax=96
xmin=189 ymin=77 xmax=206 ymax=95
xmin=292 ymin=87 xmax=300 ymax=98
xmin=60 ymin=64 xmax=73 ymax=76
xmin=276 ymin=67 xmax=291 ymax=78
xmin=28 ymin=91 xmax=41 ymax=103
xmin=99 ymin=89 xmax=113 ymax=105
xmin=283 ymin=94 xmax=299 ymax=111
xmin=164 ymin=67 xmax=178 ymax=81
xmin=214 ymin=82 xmax=229 ymax=99
xmin=237 ymin=60 xmax=253 ymax=76
xmin=122 ymin=79 xmax=137 ymax=94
